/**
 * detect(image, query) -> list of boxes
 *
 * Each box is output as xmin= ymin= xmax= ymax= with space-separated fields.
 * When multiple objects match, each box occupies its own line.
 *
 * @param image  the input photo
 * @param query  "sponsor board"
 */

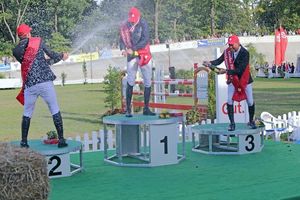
xmin=197 ymin=38 xmax=225 ymax=47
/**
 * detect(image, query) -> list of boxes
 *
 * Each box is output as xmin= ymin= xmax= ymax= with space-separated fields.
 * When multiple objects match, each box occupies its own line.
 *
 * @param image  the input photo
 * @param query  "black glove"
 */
xmin=227 ymin=69 xmax=235 ymax=75
xmin=46 ymin=59 xmax=55 ymax=66
xmin=202 ymin=61 xmax=211 ymax=67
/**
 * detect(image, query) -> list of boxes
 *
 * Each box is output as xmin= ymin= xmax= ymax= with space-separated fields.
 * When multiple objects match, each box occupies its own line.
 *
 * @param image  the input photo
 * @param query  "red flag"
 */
xmin=280 ymin=27 xmax=288 ymax=63
xmin=274 ymin=29 xmax=281 ymax=66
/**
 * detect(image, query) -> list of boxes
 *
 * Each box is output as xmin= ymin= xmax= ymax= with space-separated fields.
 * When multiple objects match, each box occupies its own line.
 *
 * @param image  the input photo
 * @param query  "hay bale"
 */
xmin=0 ymin=143 xmax=49 ymax=200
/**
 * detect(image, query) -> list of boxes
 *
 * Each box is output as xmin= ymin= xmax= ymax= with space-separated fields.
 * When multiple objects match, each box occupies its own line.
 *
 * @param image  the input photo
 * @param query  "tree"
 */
xmin=154 ymin=0 xmax=162 ymax=42
xmin=175 ymin=69 xmax=193 ymax=93
xmin=1 ymin=0 xmax=299 ymax=56
xmin=0 ymin=38 xmax=14 ymax=57
xmin=210 ymin=0 xmax=216 ymax=36
xmin=71 ymin=6 xmax=115 ymax=53
xmin=246 ymin=43 xmax=266 ymax=78
xmin=47 ymin=32 xmax=71 ymax=52
xmin=45 ymin=0 xmax=90 ymax=38
xmin=103 ymin=65 xmax=122 ymax=110
xmin=25 ymin=0 xmax=55 ymax=41
xmin=208 ymin=72 xmax=216 ymax=122
xmin=82 ymin=60 xmax=87 ymax=84
xmin=61 ymin=72 xmax=67 ymax=86
xmin=0 ymin=0 xmax=31 ymax=43
xmin=255 ymin=0 xmax=300 ymax=33
xmin=138 ymin=0 xmax=163 ymax=42
xmin=158 ymin=0 xmax=193 ymax=42
xmin=0 ymin=0 xmax=95 ymax=55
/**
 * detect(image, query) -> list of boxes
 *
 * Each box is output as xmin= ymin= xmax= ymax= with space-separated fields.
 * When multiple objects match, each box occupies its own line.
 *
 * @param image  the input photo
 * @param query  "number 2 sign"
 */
xmin=46 ymin=154 xmax=71 ymax=178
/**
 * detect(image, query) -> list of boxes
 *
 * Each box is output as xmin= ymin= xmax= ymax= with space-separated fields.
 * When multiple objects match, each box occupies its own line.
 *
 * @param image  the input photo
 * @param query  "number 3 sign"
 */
xmin=239 ymin=133 xmax=261 ymax=154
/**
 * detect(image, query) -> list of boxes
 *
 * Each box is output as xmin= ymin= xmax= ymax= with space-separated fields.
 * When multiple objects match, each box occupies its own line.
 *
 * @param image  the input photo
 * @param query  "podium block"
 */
xmin=11 ymin=140 xmax=83 ymax=178
xmin=103 ymin=114 xmax=185 ymax=167
xmin=191 ymin=123 xmax=264 ymax=155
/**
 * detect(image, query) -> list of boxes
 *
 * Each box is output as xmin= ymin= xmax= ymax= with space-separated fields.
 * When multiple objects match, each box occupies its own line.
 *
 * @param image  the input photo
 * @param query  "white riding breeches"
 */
xmin=126 ymin=58 xmax=152 ymax=87
xmin=24 ymin=81 xmax=60 ymax=118
xmin=227 ymin=83 xmax=254 ymax=106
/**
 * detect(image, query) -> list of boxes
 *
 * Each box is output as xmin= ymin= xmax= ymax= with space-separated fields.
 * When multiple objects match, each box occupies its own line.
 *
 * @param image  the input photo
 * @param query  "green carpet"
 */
xmin=49 ymin=142 xmax=300 ymax=200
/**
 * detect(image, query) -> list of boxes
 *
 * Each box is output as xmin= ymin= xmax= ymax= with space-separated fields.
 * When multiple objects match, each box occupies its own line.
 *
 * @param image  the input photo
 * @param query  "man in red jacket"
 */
xmin=203 ymin=35 xmax=256 ymax=131
xmin=13 ymin=24 xmax=69 ymax=148
xmin=120 ymin=7 xmax=155 ymax=117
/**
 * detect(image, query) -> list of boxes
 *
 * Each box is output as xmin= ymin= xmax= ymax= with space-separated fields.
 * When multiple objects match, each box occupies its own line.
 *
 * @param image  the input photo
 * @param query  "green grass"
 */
xmin=49 ymin=142 xmax=300 ymax=200
xmin=1 ymin=78 xmax=300 ymax=142
xmin=0 ymin=84 xmax=107 ymax=141
xmin=254 ymin=78 xmax=300 ymax=115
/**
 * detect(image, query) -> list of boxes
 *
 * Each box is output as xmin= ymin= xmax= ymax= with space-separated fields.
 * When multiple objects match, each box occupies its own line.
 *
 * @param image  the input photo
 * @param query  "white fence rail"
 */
xmin=280 ymin=111 xmax=300 ymax=132
xmin=68 ymin=119 xmax=214 ymax=152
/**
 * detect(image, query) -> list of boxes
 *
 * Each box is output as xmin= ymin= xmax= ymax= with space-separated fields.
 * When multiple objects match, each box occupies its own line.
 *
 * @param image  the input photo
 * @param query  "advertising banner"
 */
xmin=0 ymin=64 xmax=11 ymax=71
xmin=70 ymin=52 xmax=99 ymax=63
xmin=197 ymin=38 xmax=225 ymax=47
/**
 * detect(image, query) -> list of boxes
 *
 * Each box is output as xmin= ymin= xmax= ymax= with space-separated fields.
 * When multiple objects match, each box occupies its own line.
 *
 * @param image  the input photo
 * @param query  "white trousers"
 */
xmin=227 ymin=83 xmax=254 ymax=106
xmin=127 ymin=58 xmax=152 ymax=87
xmin=24 ymin=81 xmax=60 ymax=117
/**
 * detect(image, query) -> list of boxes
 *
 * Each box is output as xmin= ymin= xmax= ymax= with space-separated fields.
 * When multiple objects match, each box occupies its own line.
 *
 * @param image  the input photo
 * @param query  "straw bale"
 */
xmin=0 ymin=143 xmax=49 ymax=200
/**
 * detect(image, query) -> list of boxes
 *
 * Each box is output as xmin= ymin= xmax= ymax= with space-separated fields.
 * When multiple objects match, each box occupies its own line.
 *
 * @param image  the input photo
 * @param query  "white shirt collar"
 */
xmin=233 ymin=46 xmax=241 ymax=59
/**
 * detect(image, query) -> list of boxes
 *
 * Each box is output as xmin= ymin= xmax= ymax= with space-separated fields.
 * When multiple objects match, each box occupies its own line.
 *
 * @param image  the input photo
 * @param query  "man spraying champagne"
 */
xmin=13 ymin=24 xmax=69 ymax=148
xmin=203 ymin=35 xmax=256 ymax=131
xmin=119 ymin=7 xmax=155 ymax=117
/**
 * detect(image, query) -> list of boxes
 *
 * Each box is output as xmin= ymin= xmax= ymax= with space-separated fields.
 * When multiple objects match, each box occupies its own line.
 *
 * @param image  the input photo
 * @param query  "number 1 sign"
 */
xmin=149 ymin=123 xmax=178 ymax=166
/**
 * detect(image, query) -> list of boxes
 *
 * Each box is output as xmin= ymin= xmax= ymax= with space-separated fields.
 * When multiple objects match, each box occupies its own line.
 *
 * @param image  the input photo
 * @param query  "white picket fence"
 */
xmin=276 ymin=111 xmax=300 ymax=132
xmin=67 ymin=119 xmax=215 ymax=152
xmin=68 ymin=111 xmax=300 ymax=152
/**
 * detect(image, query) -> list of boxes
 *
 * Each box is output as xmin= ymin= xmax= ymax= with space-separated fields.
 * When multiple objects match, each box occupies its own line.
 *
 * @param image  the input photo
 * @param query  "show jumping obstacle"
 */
xmin=121 ymin=64 xmax=210 ymax=119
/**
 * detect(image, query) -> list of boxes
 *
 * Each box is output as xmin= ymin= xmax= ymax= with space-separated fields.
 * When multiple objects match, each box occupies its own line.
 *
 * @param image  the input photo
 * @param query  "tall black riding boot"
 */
xmin=227 ymin=103 xmax=235 ymax=131
xmin=143 ymin=87 xmax=155 ymax=116
xmin=53 ymin=112 xmax=68 ymax=148
xmin=125 ymin=83 xmax=133 ymax=117
xmin=20 ymin=116 xmax=31 ymax=148
xmin=248 ymin=103 xmax=257 ymax=129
